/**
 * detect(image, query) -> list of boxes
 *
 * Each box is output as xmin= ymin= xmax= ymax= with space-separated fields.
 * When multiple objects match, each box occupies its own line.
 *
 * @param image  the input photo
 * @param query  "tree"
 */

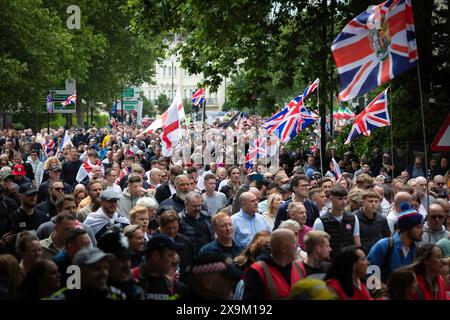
xmin=155 ymin=93 xmax=170 ymax=114
xmin=140 ymin=92 xmax=156 ymax=117
xmin=126 ymin=0 xmax=449 ymax=160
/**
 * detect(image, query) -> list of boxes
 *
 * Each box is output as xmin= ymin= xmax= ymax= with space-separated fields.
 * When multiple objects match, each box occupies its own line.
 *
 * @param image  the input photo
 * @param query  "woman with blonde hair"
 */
xmin=262 ymin=193 xmax=283 ymax=230
xmin=42 ymin=156 xmax=61 ymax=183
xmin=0 ymin=254 xmax=24 ymax=299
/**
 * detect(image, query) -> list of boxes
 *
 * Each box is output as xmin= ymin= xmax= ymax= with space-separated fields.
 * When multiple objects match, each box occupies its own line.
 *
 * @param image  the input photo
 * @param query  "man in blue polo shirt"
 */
xmin=231 ymin=192 xmax=271 ymax=247
xmin=367 ymin=203 xmax=424 ymax=283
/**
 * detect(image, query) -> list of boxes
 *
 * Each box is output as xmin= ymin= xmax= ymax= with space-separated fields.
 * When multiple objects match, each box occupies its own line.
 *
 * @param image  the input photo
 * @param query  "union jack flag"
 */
xmin=345 ymin=88 xmax=390 ymax=144
xmin=263 ymin=78 xmax=320 ymax=142
xmin=62 ymin=92 xmax=77 ymax=106
xmin=331 ymin=158 xmax=343 ymax=180
xmin=245 ymin=137 xmax=268 ymax=169
xmin=191 ymin=88 xmax=205 ymax=107
xmin=43 ymin=138 xmax=56 ymax=156
xmin=268 ymin=103 xmax=319 ymax=143
xmin=332 ymin=0 xmax=418 ymax=101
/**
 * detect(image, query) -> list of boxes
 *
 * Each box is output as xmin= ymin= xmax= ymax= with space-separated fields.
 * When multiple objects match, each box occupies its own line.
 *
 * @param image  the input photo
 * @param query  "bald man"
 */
xmin=243 ymin=229 xmax=305 ymax=300
xmin=387 ymin=191 xmax=412 ymax=234
xmin=419 ymin=203 xmax=449 ymax=245
xmin=415 ymin=176 xmax=434 ymax=212
xmin=433 ymin=175 xmax=448 ymax=199
xmin=231 ymin=192 xmax=271 ymax=247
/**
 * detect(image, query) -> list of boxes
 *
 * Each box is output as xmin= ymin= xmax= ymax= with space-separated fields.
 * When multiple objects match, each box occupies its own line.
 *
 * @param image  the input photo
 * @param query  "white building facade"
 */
xmin=141 ymin=53 xmax=227 ymax=113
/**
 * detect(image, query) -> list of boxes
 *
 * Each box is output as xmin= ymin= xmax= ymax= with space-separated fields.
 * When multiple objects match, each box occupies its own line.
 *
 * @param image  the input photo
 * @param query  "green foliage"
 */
xmin=1 ymin=0 xmax=165 ymax=127
xmin=140 ymin=92 xmax=156 ymax=117
xmin=155 ymin=93 xmax=170 ymax=114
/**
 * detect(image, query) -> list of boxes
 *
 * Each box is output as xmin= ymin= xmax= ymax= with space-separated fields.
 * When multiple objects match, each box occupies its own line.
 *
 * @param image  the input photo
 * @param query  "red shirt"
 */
xmin=412 ymin=274 xmax=447 ymax=300
xmin=326 ymin=278 xmax=373 ymax=300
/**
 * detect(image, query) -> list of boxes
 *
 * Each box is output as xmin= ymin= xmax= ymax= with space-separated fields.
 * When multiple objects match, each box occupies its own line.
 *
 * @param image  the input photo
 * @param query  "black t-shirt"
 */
xmin=13 ymin=208 xmax=50 ymax=232
xmin=303 ymin=261 xmax=330 ymax=279
xmin=61 ymin=159 xmax=83 ymax=186
xmin=217 ymin=242 xmax=234 ymax=257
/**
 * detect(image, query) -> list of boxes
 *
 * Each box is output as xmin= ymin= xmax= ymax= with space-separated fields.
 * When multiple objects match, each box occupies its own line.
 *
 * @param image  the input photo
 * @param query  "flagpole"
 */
xmin=317 ymin=85 xmax=324 ymax=177
xmin=388 ymin=86 xmax=394 ymax=181
xmin=416 ymin=64 xmax=430 ymax=213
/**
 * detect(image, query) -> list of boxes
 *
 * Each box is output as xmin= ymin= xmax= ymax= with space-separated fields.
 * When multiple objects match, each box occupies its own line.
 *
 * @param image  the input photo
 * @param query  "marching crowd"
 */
xmin=0 ymin=120 xmax=449 ymax=300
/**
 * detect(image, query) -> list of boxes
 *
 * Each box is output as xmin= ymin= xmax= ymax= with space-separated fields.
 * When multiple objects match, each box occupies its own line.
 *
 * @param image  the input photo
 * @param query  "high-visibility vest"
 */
xmin=250 ymin=259 xmax=306 ymax=300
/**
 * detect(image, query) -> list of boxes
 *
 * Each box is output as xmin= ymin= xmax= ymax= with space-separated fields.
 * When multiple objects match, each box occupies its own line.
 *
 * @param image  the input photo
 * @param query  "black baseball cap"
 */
xmin=19 ymin=183 xmax=38 ymax=196
xmin=145 ymin=234 xmax=184 ymax=253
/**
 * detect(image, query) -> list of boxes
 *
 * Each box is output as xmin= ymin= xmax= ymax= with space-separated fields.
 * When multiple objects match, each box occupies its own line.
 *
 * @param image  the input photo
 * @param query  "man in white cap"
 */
xmin=84 ymin=189 xmax=130 ymax=240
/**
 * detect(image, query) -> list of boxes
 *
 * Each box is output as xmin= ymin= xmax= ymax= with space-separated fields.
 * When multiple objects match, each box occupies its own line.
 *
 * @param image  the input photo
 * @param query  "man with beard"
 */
xmin=368 ymin=204 xmax=424 ymax=283
xmin=13 ymin=183 xmax=49 ymax=232
xmin=159 ymin=174 xmax=191 ymax=213
xmin=36 ymin=180 xmax=65 ymax=218
xmin=84 ymin=189 xmax=130 ymax=240
xmin=77 ymin=180 xmax=104 ymax=222
xmin=36 ymin=195 xmax=97 ymax=246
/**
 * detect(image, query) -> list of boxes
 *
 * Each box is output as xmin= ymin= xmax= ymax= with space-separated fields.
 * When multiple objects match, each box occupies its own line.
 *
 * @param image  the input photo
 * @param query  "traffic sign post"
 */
xmin=431 ymin=114 xmax=450 ymax=152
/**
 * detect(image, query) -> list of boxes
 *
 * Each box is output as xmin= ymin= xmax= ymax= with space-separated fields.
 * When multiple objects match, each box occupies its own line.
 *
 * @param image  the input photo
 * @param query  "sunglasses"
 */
xmin=429 ymin=215 xmax=445 ymax=220
xmin=436 ymin=182 xmax=445 ymax=186
xmin=53 ymin=187 xmax=65 ymax=191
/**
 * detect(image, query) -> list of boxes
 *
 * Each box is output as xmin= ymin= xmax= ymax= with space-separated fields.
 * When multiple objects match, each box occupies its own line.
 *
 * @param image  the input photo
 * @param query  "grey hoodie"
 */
xmin=419 ymin=222 xmax=449 ymax=245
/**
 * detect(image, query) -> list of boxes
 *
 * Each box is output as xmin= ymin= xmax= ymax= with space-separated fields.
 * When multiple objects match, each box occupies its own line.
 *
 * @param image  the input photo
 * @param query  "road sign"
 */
xmin=123 ymin=99 xmax=138 ymax=111
xmin=48 ymin=79 xmax=76 ymax=114
xmin=123 ymin=86 xmax=139 ymax=99
xmin=52 ymin=93 xmax=76 ymax=113
xmin=431 ymin=114 xmax=450 ymax=152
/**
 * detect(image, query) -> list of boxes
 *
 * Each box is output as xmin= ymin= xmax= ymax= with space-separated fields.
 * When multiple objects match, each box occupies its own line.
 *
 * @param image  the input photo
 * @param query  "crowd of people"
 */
xmin=0 ymin=120 xmax=449 ymax=300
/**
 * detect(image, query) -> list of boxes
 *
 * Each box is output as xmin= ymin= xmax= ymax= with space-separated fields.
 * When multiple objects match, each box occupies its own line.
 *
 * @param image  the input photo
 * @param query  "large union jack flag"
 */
xmin=345 ymin=88 xmax=390 ymax=144
xmin=332 ymin=0 xmax=418 ymax=101
xmin=191 ymin=88 xmax=205 ymax=107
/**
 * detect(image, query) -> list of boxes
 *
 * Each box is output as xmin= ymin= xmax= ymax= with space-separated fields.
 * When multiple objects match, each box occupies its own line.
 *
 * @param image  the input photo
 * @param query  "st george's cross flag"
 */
xmin=161 ymin=92 xmax=183 ymax=157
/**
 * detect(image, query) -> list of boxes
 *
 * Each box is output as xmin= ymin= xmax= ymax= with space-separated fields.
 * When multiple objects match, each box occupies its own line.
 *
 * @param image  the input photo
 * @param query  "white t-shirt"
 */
xmin=313 ymin=214 xmax=360 ymax=237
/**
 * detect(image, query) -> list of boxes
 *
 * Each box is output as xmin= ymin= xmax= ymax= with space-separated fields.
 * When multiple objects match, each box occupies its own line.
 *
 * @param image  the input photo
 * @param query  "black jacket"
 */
xmin=0 ymin=196 xmax=18 ymax=238
xmin=354 ymin=208 xmax=390 ymax=253
xmin=61 ymin=160 xmax=83 ymax=186
xmin=159 ymin=194 xmax=185 ymax=213
xmin=36 ymin=200 xmax=58 ymax=219
xmin=154 ymin=183 xmax=172 ymax=204
xmin=178 ymin=211 xmax=214 ymax=255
